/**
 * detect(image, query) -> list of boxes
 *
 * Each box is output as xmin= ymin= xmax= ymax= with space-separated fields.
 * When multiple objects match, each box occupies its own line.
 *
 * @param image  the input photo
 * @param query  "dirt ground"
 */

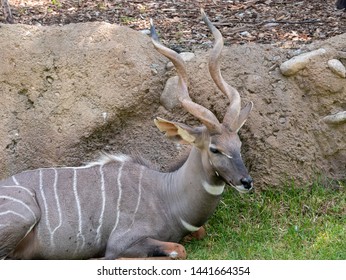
xmin=1 ymin=0 xmax=346 ymax=50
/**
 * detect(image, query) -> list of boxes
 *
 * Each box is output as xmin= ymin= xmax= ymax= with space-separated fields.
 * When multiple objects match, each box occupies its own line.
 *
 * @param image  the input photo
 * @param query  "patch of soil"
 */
xmin=1 ymin=0 xmax=345 ymax=51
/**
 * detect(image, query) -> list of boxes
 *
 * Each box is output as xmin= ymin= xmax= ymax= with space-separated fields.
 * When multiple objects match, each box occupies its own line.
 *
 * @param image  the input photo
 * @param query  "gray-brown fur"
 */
xmin=0 ymin=150 xmax=222 ymax=259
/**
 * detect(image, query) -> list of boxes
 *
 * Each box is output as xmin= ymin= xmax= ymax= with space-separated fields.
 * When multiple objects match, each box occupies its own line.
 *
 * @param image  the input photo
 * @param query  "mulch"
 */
xmin=1 ymin=0 xmax=346 ymax=51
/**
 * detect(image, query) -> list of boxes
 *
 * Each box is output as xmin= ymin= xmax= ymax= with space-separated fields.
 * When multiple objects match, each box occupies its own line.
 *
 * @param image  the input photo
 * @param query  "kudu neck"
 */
xmin=163 ymin=146 xmax=223 ymax=229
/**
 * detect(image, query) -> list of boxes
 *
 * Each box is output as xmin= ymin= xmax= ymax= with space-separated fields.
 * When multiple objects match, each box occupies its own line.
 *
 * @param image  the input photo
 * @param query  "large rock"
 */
xmin=0 ymin=22 xmax=167 ymax=176
xmin=0 ymin=23 xmax=345 ymax=188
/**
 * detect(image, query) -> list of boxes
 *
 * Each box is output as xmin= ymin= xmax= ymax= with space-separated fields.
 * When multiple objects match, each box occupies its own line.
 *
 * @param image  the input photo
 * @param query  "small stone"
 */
xmin=278 ymin=116 xmax=286 ymax=124
xmin=180 ymin=52 xmax=195 ymax=61
xmin=266 ymin=136 xmax=278 ymax=148
xmin=240 ymin=31 xmax=251 ymax=37
xmin=322 ymin=111 xmax=346 ymax=125
xmin=327 ymin=59 xmax=346 ymax=78
xmin=102 ymin=112 xmax=108 ymax=122
xmin=337 ymin=51 xmax=346 ymax=59
xmin=263 ymin=22 xmax=279 ymax=28
xmin=280 ymin=48 xmax=327 ymax=76
xmin=199 ymin=62 xmax=206 ymax=69
xmin=166 ymin=52 xmax=195 ymax=70
xmin=160 ymin=76 xmax=180 ymax=110
xmin=140 ymin=29 xmax=150 ymax=35
xmin=150 ymin=64 xmax=159 ymax=75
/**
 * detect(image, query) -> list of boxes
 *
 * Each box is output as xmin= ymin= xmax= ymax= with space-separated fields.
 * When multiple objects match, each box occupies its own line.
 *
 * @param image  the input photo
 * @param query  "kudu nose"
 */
xmin=240 ymin=177 xmax=253 ymax=190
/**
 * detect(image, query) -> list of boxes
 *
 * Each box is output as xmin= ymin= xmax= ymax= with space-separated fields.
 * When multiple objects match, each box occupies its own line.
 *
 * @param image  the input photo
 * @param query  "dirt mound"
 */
xmin=0 ymin=22 xmax=165 ymax=174
xmin=0 ymin=22 xmax=345 ymax=187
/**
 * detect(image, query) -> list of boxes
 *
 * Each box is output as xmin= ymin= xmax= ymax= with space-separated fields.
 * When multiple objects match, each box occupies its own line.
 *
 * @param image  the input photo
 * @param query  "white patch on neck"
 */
xmin=180 ymin=218 xmax=200 ymax=232
xmin=202 ymin=181 xmax=225 ymax=196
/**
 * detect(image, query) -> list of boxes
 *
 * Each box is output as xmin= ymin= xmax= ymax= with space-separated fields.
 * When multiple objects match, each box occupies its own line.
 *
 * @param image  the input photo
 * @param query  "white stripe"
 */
xmin=33 ymin=153 xmax=129 ymax=170
xmin=202 ymin=181 xmax=225 ymax=196
xmin=123 ymin=166 xmax=144 ymax=235
xmin=0 ymin=196 xmax=37 ymax=221
xmin=0 ymin=210 xmax=29 ymax=221
xmin=180 ymin=218 xmax=200 ymax=232
xmin=1 ymin=185 xmax=35 ymax=198
xmin=95 ymin=164 xmax=106 ymax=245
xmin=39 ymin=169 xmax=53 ymax=235
xmin=110 ymin=162 xmax=125 ymax=235
xmin=11 ymin=175 xmax=19 ymax=185
xmin=73 ymin=168 xmax=85 ymax=255
xmin=133 ymin=166 xmax=143 ymax=218
xmin=51 ymin=168 xmax=62 ymax=246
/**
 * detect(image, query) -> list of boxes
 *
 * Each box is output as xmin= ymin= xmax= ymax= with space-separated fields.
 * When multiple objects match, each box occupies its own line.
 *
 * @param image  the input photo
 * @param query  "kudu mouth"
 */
xmin=225 ymin=179 xmax=254 ymax=194
xmin=229 ymin=178 xmax=254 ymax=194
xmin=215 ymin=171 xmax=253 ymax=193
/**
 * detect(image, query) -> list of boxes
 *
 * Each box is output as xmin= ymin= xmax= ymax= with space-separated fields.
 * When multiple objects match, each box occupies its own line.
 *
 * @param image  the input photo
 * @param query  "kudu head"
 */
xmin=151 ymin=10 xmax=254 ymax=193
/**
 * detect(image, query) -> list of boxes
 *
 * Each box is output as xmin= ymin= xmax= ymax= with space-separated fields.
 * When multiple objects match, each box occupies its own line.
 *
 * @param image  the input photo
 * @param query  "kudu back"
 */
xmin=0 ymin=10 xmax=253 ymax=260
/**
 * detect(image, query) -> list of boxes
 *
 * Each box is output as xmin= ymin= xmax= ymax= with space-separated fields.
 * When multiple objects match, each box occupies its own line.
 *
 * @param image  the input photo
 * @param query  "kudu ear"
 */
xmin=154 ymin=117 xmax=201 ymax=145
xmin=236 ymin=101 xmax=253 ymax=132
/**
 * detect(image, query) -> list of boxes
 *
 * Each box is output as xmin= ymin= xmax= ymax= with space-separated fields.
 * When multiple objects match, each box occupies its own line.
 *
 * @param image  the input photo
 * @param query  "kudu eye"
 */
xmin=209 ymin=146 xmax=220 ymax=154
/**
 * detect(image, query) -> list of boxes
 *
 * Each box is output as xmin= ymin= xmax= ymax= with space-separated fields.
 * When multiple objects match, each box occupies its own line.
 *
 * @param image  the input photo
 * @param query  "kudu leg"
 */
xmin=183 ymin=226 xmax=206 ymax=242
xmin=106 ymin=237 xmax=187 ymax=259
xmin=0 ymin=186 xmax=41 ymax=259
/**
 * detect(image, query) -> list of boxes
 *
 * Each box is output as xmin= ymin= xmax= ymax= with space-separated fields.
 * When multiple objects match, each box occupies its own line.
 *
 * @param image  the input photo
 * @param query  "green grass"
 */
xmin=184 ymin=181 xmax=346 ymax=259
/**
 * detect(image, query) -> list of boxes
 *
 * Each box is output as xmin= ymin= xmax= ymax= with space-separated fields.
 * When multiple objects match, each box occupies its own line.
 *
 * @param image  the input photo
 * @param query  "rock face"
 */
xmin=0 ymin=22 xmax=166 ymax=176
xmin=0 ymin=23 xmax=345 ymax=188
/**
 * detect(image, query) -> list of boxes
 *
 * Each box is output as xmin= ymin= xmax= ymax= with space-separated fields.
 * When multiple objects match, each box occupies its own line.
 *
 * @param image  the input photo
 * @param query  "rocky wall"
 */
xmin=0 ymin=22 xmax=345 ymax=187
